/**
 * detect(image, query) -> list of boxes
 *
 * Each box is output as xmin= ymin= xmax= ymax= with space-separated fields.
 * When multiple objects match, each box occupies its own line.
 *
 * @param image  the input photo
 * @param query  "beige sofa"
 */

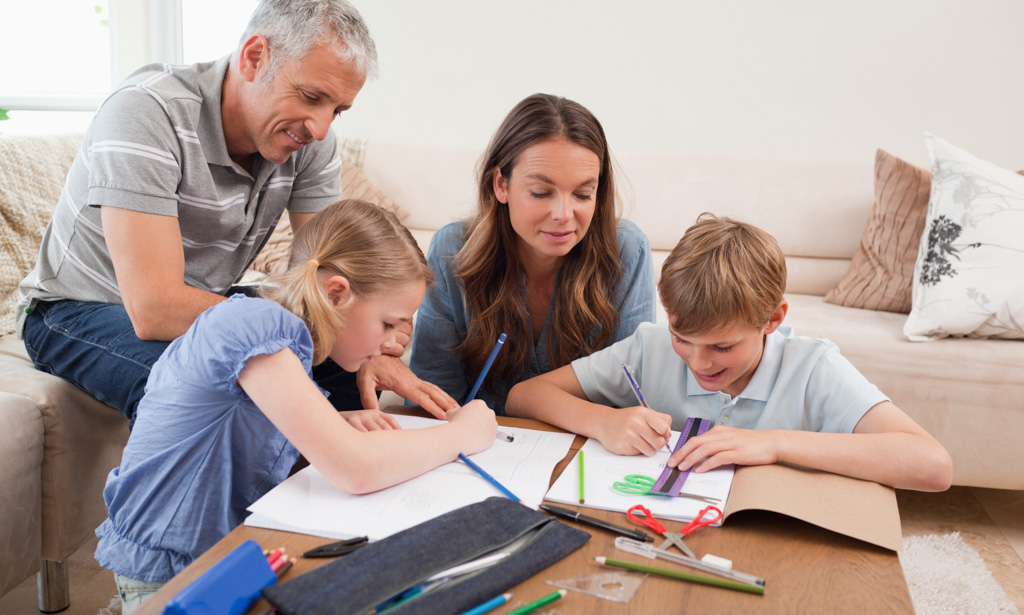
xmin=2 ymin=134 xmax=1021 ymax=607
xmin=360 ymin=140 xmax=1024 ymax=492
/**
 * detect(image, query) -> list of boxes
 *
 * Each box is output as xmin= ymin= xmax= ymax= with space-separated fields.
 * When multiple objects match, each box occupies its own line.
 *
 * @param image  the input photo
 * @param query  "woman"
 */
xmin=409 ymin=93 xmax=656 ymax=414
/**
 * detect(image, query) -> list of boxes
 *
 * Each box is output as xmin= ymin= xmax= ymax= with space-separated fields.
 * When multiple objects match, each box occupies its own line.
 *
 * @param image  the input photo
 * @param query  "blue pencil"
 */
xmin=458 ymin=453 xmax=521 ymax=502
xmin=622 ymin=364 xmax=672 ymax=453
xmin=459 ymin=592 xmax=512 ymax=615
xmin=464 ymin=333 xmax=507 ymax=404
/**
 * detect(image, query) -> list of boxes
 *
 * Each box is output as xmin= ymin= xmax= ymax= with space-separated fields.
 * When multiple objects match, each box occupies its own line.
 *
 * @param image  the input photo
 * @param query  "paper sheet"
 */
xmin=544 ymin=434 xmax=734 ymax=525
xmin=244 ymin=415 xmax=576 ymax=540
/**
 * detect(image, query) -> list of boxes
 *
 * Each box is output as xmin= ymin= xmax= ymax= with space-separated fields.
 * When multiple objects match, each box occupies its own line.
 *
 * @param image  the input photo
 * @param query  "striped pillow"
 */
xmin=824 ymin=149 xmax=930 ymax=313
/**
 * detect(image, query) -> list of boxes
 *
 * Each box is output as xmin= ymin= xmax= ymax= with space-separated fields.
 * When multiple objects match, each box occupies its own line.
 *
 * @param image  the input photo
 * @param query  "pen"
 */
xmin=496 ymin=430 xmax=514 ymax=442
xmin=539 ymin=504 xmax=653 ymax=543
xmin=595 ymin=557 xmax=765 ymax=595
xmin=506 ymin=589 xmax=566 ymax=615
xmin=464 ymin=333 xmax=507 ymax=404
xmin=458 ymin=452 xmax=522 ymax=502
xmin=622 ymin=364 xmax=672 ymax=453
xmin=459 ymin=592 xmax=512 ymax=615
xmin=614 ymin=536 xmax=766 ymax=587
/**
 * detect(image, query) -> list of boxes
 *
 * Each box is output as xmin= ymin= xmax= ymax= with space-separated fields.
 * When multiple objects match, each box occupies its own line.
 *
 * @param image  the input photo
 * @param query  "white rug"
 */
xmin=900 ymin=532 xmax=1019 ymax=615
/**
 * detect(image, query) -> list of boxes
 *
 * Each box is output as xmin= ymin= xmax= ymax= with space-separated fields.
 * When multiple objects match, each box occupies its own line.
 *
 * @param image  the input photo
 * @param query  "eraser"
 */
xmin=700 ymin=553 xmax=733 ymax=570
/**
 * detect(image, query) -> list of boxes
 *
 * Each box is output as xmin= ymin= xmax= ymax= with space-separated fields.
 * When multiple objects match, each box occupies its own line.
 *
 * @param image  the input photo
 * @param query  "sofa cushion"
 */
xmin=904 ymin=135 xmax=1024 ymax=341
xmin=824 ymin=150 xmax=929 ymax=314
xmin=0 ymin=391 xmax=44 ymax=596
xmin=0 ymin=337 xmax=129 ymax=561
xmin=0 ymin=134 xmax=83 ymax=337
xmin=250 ymin=159 xmax=409 ymax=276
xmin=785 ymin=293 xmax=1024 ymax=489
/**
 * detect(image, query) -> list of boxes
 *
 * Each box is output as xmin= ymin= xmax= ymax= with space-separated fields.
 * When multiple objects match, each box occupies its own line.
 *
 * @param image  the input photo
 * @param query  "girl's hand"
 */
xmin=340 ymin=409 xmax=402 ymax=432
xmin=446 ymin=400 xmax=498 ymax=455
xmin=669 ymin=425 xmax=780 ymax=472
xmin=593 ymin=406 xmax=673 ymax=456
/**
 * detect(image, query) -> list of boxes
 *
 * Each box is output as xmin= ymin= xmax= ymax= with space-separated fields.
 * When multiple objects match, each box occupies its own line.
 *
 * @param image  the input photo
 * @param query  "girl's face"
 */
xmin=327 ymin=280 xmax=426 ymax=372
xmin=493 ymin=138 xmax=601 ymax=266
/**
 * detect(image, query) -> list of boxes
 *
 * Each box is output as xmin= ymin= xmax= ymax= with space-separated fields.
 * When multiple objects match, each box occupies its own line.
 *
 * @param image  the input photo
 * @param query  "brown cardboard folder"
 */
xmin=723 ymin=464 xmax=903 ymax=551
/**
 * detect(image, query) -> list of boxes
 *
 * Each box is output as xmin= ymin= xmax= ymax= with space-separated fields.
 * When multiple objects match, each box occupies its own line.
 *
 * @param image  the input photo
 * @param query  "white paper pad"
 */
xmin=245 ymin=415 xmax=576 ymax=540
xmin=545 ymin=434 xmax=734 ymax=525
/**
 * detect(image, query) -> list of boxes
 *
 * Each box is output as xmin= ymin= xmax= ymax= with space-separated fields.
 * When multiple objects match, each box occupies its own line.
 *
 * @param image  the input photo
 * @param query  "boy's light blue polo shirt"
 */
xmin=572 ymin=322 xmax=888 ymax=434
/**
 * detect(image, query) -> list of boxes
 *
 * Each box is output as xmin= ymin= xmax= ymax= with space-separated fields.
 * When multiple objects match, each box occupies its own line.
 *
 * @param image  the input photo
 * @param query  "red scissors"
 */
xmin=626 ymin=504 xmax=723 ymax=559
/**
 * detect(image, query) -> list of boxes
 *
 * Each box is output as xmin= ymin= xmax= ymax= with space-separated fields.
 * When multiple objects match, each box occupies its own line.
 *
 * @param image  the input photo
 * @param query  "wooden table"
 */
xmin=134 ymin=416 xmax=913 ymax=614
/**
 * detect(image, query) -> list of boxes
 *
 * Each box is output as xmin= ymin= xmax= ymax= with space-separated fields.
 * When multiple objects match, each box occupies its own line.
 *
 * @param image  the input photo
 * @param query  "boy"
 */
xmin=506 ymin=214 xmax=952 ymax=491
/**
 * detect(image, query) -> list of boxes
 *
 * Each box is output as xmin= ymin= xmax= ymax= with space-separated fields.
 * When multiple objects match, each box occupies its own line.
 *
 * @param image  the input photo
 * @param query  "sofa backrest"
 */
xmin=360 ymin=141 xmax=875 ymax=297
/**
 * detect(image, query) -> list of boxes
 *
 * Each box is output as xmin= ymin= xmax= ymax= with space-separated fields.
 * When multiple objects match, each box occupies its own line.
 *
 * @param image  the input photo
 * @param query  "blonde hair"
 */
xmin=659 ymin=214 xmax=786 ymax=336
xmin=455 ymin=93 xmax=622 ymax=390
xmin=263 ymin=200 xmax=432 ymax=364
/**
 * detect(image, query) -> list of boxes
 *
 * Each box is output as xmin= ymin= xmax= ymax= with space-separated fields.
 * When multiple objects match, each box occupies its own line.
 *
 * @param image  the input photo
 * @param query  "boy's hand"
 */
xmin=446 ymin=399 xmax=498 ymax=455
xmin=669 ymin=425 xmax=780 ymax=472
xmin=594 ymin=406 xmax=673 ymax=456
xmin=340 ymin=409 xmax=402 ymax=432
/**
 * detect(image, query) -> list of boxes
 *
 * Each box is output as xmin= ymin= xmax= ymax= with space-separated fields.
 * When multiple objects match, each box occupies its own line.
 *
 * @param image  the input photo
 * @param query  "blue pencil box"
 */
xmin=162 ymin=539 xmax=277 ymax=615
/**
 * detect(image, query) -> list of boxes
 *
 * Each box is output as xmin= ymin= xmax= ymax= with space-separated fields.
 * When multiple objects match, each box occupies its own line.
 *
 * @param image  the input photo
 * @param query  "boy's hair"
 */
xmin=659 ymin=213 xmax=786 ymax=336
xmin=263 ymin=200 xmax=433 ymax=364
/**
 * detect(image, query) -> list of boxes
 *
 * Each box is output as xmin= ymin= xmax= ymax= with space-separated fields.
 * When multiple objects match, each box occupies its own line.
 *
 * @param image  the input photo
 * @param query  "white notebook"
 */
xmin=544 ymin=434 xmax=735 ymax=526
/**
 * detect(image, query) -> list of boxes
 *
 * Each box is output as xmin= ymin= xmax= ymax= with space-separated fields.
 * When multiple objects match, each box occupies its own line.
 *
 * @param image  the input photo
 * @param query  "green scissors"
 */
xmin=612 ymin=474 xmax=721 ymax=504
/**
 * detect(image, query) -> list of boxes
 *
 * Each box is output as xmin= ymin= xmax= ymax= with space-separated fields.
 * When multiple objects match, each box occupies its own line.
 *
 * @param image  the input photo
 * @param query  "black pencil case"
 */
xmin=261 ymin=497 xmax=590 ymax=615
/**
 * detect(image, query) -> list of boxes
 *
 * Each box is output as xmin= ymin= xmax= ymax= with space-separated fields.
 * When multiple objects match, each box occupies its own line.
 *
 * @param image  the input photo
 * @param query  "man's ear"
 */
xmin=492 ymin=169 xmax=509 ymax=204
xmin=323 ymin=275 xmax=352 ymax=307
xmin=237 ymin=34 xmax=269 ymax=83
xmin=764 ymin=299 xmax=789 ymax=334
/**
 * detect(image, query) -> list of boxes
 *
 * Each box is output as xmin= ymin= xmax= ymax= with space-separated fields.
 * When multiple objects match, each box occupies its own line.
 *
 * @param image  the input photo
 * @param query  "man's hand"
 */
xmin=339 ymin=409 xmax=401 ymax=432
xmin=356 ymin=355 xmax=457 ymax=419
xmin=380 ymin=320 xmax=412 ymax=358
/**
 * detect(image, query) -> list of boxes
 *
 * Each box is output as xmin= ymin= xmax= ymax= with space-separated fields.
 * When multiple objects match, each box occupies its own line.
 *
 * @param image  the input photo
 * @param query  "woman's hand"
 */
xmin=593 ymin=406 xmax=673 ymax=456
xmin=669 ymin=425 xmax=780 ymax=472
xmin=339 ymin=409 xmax=402 ymax=432
xmin=445 ymin=400 xmax=498 ymax=455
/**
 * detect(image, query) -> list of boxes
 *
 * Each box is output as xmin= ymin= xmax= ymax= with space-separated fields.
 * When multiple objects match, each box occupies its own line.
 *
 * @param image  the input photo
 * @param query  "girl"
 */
xmin=409 ymin=93 xmax=657 ymax=414
xmin=94 ymin=200 xmax=497 ymax=612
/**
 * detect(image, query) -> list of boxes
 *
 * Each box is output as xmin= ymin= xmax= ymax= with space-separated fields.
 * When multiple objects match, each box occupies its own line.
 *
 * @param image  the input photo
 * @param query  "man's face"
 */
xmin=242 ymin=42 xmax=366 ymax=164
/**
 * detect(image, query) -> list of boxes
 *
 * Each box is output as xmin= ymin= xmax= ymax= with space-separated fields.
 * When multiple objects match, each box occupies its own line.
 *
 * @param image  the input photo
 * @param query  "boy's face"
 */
xmin=669 ymin=301 xmax=787 ymax=398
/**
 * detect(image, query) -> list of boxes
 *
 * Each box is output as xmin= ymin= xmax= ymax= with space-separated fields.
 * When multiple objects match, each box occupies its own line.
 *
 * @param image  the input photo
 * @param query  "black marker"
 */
xmin=540 ymin=504 xmax=653 ymax=543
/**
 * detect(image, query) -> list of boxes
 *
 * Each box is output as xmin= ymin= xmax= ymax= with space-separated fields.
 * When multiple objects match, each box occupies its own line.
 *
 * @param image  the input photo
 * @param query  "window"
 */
xmin=181 ymin=0 xmax=258 ymax=65
xmin=0 ymin=1 xmax=111 ymax=134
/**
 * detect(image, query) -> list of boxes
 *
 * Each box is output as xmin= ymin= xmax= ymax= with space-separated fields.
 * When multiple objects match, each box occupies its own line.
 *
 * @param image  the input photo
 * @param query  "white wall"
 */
xmin=337 ymin=0 xmax=1024 ymax=169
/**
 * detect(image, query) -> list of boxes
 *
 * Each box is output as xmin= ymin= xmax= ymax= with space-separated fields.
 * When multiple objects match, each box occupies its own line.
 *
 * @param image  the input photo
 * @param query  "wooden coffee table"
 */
xmin=133 ymin=417 xmax=913 ymax=614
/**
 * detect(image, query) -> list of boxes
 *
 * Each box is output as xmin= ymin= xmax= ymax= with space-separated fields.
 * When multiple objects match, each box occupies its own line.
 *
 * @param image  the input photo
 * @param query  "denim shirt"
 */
xmin=409 ymin=219 xmax=656 ymax=414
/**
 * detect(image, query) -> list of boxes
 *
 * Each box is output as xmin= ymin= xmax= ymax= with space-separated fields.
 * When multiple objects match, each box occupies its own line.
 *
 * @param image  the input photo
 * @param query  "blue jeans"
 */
xmin=23 ymin=296 xmax=364 ymax=430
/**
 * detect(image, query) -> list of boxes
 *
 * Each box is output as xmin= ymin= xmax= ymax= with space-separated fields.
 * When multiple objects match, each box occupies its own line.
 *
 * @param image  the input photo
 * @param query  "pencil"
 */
xmin=458 ymin=452 xmax=521 ymax=502
xmin=595 ymin=556 xmax=765 ymax=595
xmin=459 ymin=592 xmax=512 ymax=615
xmin=621 ymin=364 xmax=672 ymax=453
xmin=275 ymin=556 xmax=295 ymax=578
xmin=506 ymin=589 xmax=567 ymax=615
xmin=578 ymin=449 xmax=585 ymax=504
xmin=464 ymin=333 xmax=507 ymax=404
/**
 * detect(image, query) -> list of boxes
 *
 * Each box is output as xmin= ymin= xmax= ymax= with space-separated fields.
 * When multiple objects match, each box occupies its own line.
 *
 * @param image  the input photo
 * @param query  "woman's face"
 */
xmin=493 ymin=138 xmax=601 ymax=266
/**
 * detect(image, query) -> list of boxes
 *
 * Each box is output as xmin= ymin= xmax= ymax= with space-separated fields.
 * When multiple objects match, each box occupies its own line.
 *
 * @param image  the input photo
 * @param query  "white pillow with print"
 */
xmin=904 ymin=134 xmax=1024 ymax=341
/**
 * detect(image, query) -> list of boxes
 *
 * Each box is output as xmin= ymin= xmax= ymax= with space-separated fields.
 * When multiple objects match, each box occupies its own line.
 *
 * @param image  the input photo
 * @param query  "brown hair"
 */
xmin=263 ymin=200 xmax=433 ymax=364
xmin=659 ymin=214 xmax=786 ymax=336
xmin=454 ymin=93 xmax=622 ymax=389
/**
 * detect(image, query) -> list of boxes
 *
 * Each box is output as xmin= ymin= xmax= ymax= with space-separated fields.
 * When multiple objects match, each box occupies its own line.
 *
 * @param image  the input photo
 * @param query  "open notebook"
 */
xmin=244 ymin=415 xmax=576 ymax=541
xmin=545 ymin=434 xmax=735 ymax=526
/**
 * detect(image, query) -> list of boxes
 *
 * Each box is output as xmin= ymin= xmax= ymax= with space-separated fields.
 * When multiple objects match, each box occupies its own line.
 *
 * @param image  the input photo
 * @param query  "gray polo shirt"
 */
xmin=16 ymin=57 xmax=341 ymax=335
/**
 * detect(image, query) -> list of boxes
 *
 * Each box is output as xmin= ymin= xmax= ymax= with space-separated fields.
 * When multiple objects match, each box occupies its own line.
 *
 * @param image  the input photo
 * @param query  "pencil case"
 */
xmin=162 ymin=539 xmax=276 ymax=615
xmin=261 ymin=497 xmax=590 ymax=615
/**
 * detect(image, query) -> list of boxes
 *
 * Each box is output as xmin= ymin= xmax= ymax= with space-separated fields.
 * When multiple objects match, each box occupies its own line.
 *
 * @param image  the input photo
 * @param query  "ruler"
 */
xmin=648 ymin=417 xmax=712 ymax=496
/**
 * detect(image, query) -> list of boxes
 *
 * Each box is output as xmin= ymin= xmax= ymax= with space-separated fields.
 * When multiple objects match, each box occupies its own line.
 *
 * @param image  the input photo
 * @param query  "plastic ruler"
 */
xmin=649 ymin=417 xmax=712 ymax=496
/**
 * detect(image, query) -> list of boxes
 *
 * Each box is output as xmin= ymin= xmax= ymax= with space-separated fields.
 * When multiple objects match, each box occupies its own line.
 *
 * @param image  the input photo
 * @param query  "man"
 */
xmin=17 ymin=0 xmax=455 ymax=428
